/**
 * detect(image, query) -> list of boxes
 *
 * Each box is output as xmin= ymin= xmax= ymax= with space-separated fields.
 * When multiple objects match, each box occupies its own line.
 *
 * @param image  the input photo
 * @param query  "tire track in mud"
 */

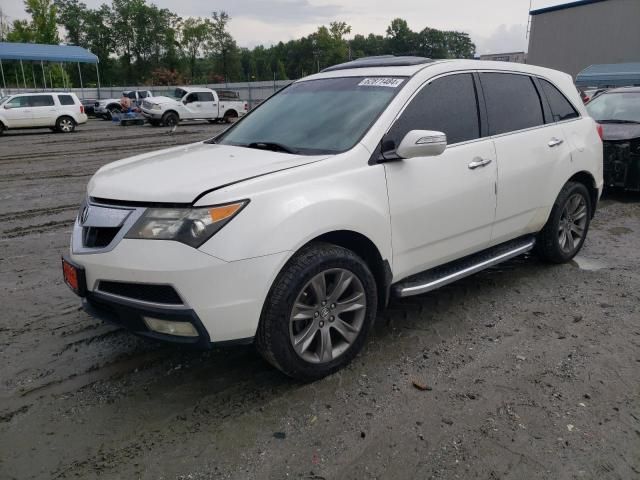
xmin=2 ymin=219 xmax=70 ymax=238
xmin=0 ymin=204 xmax=77 ymax=222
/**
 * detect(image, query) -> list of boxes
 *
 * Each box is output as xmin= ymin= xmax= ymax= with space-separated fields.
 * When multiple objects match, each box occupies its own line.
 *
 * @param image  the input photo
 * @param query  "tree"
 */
xmin=386 ymin=18 xmax=417 ymax=55
xmin=206 ymin=11 xmax=236 ymax=81
xmin=54 ymin=0 xmax=85 ymax=45
xmin=6 ymin=20 xmax=35 ymax=43
xmin=25 ymin=0 xmax=59 ymax=44
xmin=181 ymin=17 xmax=212 ymax=82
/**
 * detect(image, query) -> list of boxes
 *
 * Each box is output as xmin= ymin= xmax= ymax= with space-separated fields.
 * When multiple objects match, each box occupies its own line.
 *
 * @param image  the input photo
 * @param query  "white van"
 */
xmin=0 ymin=92 xmax=88 ymax=134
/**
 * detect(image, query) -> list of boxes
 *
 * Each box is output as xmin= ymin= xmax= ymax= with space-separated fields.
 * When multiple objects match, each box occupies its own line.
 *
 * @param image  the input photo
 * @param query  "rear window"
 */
xmin=29 ymin=95 xmax=55 ymax=107
xmin=58 ymin=95 xmax=76 ymax=106
xmin=197 ymin=92 xmax=215 ymax=102
xmin=539 ymin=79 xmax=579 ymax=122
xmin=480 ymin=73 xmax=545 ymax=135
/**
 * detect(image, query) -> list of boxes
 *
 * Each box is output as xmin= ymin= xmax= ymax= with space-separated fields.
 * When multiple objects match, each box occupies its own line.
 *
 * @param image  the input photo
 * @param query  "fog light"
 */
xmin=143 ymin=317 xmax=198 ymax=337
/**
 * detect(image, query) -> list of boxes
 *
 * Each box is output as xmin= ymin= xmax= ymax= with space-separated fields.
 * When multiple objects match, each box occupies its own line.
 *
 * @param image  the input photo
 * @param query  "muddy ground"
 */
xmin=0 ymin=119 xmax=639 ymax=480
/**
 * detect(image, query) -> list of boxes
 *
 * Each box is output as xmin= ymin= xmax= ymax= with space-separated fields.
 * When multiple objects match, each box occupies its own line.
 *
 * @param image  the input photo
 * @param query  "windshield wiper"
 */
xmin=597 ymin=119 xmax=640 ymax=124
xmin=246 ymin=141 xmax=299 ymax=154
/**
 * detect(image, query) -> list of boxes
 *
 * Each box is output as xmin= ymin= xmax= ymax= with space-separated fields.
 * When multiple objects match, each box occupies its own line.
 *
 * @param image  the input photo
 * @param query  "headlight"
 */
xmin=151 ymin=103 xmax=161 ymax=110
xmin=125 ymin=201 xmax=248 ymax=248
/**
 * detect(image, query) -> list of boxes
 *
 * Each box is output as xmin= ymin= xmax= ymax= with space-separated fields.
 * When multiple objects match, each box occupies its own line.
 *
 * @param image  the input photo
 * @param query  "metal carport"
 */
xmin=576 ymin=63 xmax=640 ymax=88
xmin=0 ymin=42 xmax=100 ymax=97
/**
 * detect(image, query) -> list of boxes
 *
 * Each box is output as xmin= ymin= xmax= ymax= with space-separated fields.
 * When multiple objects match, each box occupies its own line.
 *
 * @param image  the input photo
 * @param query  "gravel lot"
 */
xmin=1 ymin=119 xmax=639 ymax=480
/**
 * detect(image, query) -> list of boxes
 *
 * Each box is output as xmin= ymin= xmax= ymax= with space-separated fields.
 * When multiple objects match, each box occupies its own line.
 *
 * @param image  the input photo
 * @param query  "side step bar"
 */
xmin=393 ymin=237 xmax=536 ymax=298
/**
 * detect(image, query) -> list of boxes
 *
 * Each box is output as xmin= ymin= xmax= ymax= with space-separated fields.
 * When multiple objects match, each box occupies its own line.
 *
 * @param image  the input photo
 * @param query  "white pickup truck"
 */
xmin=94 ymin=90 xmax=152 ymax=120
xmin=141 ymin=87 xmax=248 ymax=127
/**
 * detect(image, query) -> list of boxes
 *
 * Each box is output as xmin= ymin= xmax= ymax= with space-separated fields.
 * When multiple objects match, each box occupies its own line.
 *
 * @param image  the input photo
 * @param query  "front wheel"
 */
xmin=256 ymin=243 xmax=377 ymax=381
xmin=162 ymin=112 xmax=179 ymax=127
xmin=536 ymin=181 xmax=592 ymax=263
xmin=56 ymin=116 xmax=75 ymax=133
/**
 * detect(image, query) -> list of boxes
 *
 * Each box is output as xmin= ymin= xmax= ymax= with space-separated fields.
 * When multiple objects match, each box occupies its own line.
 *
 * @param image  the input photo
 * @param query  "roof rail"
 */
xmin=321 ymin=55 xmax=434 ymax=73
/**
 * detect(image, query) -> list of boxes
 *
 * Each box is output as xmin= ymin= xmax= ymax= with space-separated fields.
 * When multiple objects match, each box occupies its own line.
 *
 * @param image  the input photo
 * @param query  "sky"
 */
xmin=1 ymin=0 xmax=573 ymax=54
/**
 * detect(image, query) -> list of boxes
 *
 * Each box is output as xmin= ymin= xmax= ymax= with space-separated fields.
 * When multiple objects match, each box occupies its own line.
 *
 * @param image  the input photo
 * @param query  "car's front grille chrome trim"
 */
xmin=71 ymin=199 xmax=146 ymax=255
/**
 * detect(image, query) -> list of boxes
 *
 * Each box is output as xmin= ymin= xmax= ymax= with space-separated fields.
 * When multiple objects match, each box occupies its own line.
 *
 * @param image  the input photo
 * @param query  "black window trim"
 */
xmin=476 ymin=70 xmax=582 ymax=139
xmin=379 ymin=69 xmax=488 ymax=157
xmin=534 ymin=76 xmax=581 ymax=125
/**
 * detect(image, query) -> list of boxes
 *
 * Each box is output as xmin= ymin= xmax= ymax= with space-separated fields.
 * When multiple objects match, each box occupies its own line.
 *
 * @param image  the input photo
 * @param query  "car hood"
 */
xmin=88 ymin=142 xmax=329 ymax=203
xmin=146 ymin=95 xmax=178 ymax=105
xmin=601 ymin=123 xmax=640 ymax=141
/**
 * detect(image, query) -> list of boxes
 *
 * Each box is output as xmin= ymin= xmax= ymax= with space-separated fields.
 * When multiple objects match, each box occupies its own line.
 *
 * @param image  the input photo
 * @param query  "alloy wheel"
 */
xmin=289 ymin=268 xmax=366 ymax=364
xmin=558 ymin=193 xmax=588 ymax=253
xmin=59 ymin=118 xmax=74 ymax=133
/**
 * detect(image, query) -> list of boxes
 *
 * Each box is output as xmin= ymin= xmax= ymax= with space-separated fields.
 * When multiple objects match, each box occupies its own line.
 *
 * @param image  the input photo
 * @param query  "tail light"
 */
xmin=596 ymin=123 xmax=603 ymax=140
xmin=80 ymin=105 xmax=85 ymax=114
xmin=244 ymin=103 xmax=248 ymax=111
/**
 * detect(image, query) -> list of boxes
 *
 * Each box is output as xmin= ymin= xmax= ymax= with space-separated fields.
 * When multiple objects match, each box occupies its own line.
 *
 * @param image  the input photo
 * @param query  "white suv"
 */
xmin=0 ymin=92 xmax=88 ymax=134
xmin=63 ymin=57 xmax=603 ymax=380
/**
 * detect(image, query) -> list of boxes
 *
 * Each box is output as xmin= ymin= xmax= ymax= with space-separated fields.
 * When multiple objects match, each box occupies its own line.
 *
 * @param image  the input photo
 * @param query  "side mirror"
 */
xmin=4 ymin=104 xmax=13 ymax=109
xmin=396 ymin=130 xmax=447 ymax=159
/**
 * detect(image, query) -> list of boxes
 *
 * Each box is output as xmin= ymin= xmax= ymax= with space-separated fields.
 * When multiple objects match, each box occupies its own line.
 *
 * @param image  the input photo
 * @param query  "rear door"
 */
xmin=196 ymin=91 xmax=218 ymax=118
xmin=29 ymin=95 xmax=57 ymax=126
xmin=479 ymin=72 xmax=572 ymax=245
xmin=384 ymin=72 xmax=498 ymax=277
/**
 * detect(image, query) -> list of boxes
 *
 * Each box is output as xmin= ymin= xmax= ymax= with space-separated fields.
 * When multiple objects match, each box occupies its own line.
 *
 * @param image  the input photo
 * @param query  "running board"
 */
xmin=393 ymin=237 xmax=536 ymax=298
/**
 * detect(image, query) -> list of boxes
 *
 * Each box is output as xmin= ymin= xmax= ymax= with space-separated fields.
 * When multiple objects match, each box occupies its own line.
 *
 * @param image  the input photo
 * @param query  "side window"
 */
xmin=58 ymin=95 xmax=75 ymax=106
xmin=185 ymin=93 xmax=198 ymax=103
xmin=539 ymin=79 xmax=579 ymax=122
xmin=139 ymin=91 xmax=148 ymax=98
xmin=28 ymin=95 xmax=55 ymax=107
xmin=7 ymin=96 xmax=28 ymax=108
xmin=480 ymin=73 xmax=544 ymax=135
xmin=197 ymin=92 xmax=215 ymax=102
xmin=387 ymin=73 xmax=480 ymax=146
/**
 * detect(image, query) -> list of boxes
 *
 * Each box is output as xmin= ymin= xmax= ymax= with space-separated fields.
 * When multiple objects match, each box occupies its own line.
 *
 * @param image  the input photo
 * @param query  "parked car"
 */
xmin=81 ymin=98 xmax=97 ymax=117
xmin=62 ymin=57 xmax=602 ymax=380
xmin=94 ymin=90 xmax=152 ymax=120
xmin=586 ymin=86 xmax=640 ymax=190
xmin=141 ymin=87 xmax=248 ymax=126
xmin=0 ymin=92 xmax=88 ymax=134
xmin=582 ymin=88 xmax=607 ymax=104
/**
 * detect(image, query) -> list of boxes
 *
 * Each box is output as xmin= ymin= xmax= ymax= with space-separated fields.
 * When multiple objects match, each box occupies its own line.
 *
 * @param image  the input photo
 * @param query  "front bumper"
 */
xmin=603 ymin=140 xmax=640 ymax=191
xmin=68 ymin=239 xmax=290 ymax=344
xmin=83 ymin=290 xmax=213 ymax=348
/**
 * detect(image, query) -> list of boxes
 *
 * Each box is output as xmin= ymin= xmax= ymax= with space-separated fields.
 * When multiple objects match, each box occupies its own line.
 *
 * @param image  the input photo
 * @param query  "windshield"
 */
xmin=173 ymin=88 xmax=187 ymax=100
xmin=587 ymin=92 xmax=640 ymax=123
xmin=215 ymin=76 xmax=407 ymax=155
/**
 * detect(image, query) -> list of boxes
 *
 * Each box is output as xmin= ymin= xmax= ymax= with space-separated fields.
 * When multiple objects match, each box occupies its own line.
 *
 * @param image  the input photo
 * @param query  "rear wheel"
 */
xmin=223 ymin=110 xmax=238 ymax=124
xmin=536 ymin=181 xmax=591 ymax=263
xmin=0 ymin=122 xmax=5 ymax=134
xmin=162 ymin=112 xmax=179 ymax=127
xmin=56 ymin=116 xmax=75 ymax=133
xmin=256 ymin=242 xmax=377 ymax=381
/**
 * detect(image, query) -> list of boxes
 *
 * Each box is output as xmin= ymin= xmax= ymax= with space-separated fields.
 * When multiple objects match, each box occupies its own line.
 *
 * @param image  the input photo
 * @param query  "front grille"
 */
xmin=98 ymin=281 xmax=184 ymax=305
xmin=83 ymin=226 xmax=121 ymax=248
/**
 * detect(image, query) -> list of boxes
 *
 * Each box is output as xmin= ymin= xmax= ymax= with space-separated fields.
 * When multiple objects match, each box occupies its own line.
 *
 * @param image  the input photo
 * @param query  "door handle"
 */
xmin=548 ymin=137 xmax=564 ymax=147
xmin=468 ymin=157 xmax=492 ymax=170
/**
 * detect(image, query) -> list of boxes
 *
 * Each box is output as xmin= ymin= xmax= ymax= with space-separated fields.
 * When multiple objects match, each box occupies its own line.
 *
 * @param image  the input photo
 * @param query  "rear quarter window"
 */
xmin=480 ymin=73 xmax=545 ymax=136
xmin=58 ymin=95 xmax=76 ymax=106
xmin=539 ymin=79 xmax=579 ymax=122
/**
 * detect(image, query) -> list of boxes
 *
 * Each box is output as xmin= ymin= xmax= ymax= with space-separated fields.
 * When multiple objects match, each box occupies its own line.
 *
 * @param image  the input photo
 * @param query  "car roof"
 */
xmin=9 ymin=92 xmax=76 ymax=97
xmin=601 ymin=86 xmax=640 ymax=94
xmin=299 ymin=58 xmax=572 ymax=83
xmin=176 ymin=86 xmax=214 ymax=93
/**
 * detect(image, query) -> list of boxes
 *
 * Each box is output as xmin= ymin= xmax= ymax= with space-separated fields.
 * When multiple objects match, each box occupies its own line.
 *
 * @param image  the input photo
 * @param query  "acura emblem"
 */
xmin=79 ymin=205 xmax=90 ymax=225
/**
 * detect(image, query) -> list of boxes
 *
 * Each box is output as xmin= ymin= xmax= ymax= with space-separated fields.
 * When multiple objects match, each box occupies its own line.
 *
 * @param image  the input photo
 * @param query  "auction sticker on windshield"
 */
xmin=358 ymin=78 xmax=405 ymax=88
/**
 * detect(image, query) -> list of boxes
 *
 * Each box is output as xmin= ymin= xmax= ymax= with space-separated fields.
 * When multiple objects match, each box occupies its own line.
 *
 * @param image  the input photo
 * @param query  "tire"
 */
xmin=0 ymin=122 xmax=5 ymax=134
xmin=107 ymin=106 xmax=121 ymax=120
xmin=256 ymin=242 xmax=378 ymax=381
xmin=56 ymin=116 xmax=76 ymax=133
xmin=223 ymin=110 xmax=238 ymax=124
xmin=536 ymin=181 xmax=592 ymax=263
xmin=162 ymin=112 xmax=179 ymax=127
xmin=207 ymin=120 xmax=218 ymax=124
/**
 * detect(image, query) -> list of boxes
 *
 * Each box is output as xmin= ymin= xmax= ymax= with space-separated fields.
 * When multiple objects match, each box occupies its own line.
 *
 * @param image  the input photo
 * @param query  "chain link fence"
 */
xmin=1 ymin=80 xmax=294 ymax=110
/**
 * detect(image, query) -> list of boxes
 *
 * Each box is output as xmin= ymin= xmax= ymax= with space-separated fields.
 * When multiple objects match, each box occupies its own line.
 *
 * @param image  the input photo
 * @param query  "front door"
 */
xmin=383 ymin=73 xmax=497 ymax=279
xmin=182 ymin=92 xmax=201 ymax=119
xmin=3 ymin=96 xmax=32 ymax=127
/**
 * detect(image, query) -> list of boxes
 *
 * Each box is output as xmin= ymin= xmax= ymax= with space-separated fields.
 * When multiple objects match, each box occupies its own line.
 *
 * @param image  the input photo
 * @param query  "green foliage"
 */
xmin=4 ymin=0 xmax=476 ymax=86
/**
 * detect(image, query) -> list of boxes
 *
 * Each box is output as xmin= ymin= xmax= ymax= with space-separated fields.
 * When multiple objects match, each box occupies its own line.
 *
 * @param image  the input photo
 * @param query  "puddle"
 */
xmin=571 ymin=256 xmax=608 ymax=271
